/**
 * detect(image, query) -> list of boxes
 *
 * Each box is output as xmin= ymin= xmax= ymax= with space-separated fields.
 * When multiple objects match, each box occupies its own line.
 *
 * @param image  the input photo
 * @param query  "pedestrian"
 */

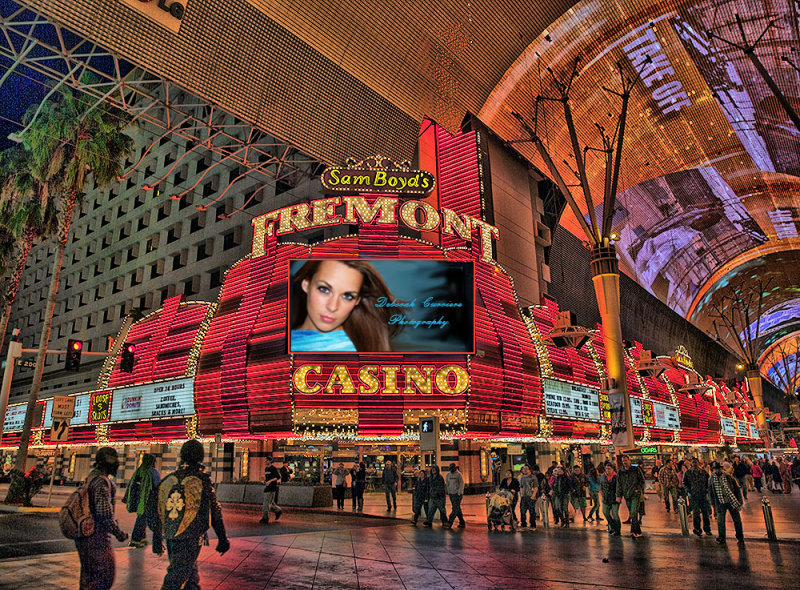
xmin=499 ymin=469 xmax=520 ymax=523
xmin=600 ymin=463 xmax=621 ymax=536
xmin=382 ymin=460 xmax=399 ymax=511
xmin=123 ymin=453 xmax=162 ymax=549
xmin=732 ymin=456 xmax=749 ymax=500
xmin=762 ymin=458 xmax=773 ymax=491
xmin=771 ymin=460 xmax=782 ymax=493
xmin=260 ymin=457 xmax=283 ymax=523
xmin=676 ymin=460 xmax=689 ymax=500
xmin=751 ymin=460 xmax=763 ymax=493
xmin=617 ymin=455 xmax=645 ymax=538
xmin=651 ymin=459 xmax=663 ymax=500
xmin=424 ymin=465 xmax=448 ymax=527
xmin=532 ymin=464 xmax=550 ymax=526
xmin=744 ymin=458 xmax=755 ymax=491
xmin=791 ymin=456 xmax=800 ymax=489
xmin=779 ymin=458 xmax=792 ymax=494
xmin=708 ymin=461 xmax=744 ymax=544
xmin=332 ymin=462 xmax=348 ymax=510
xmin=518 ymin=465 xmax=537 ymax=530
xmin=158 ymin=440 xmax=230 ymax=589
xmin=658 ymin=459 xmax=679 ymax=512
xmin=411 ymin=469 xmax=429 ymax=525
xmin=586 ymin=466 xmax=603 ymax=523
xmin=445 ymin=463 xmax=466 ymax=529
xmin=75 ymin=447 xmax=129 ymax=590
xmin=684 ymin=457 xmax=712 ymax=537
xmin=350 ymin=461 xmax=366 ymax=511
xmin=571 ymin=465 xmax=588 ymax=522
xmin=549 ymin=466 xmax=572 ymax=528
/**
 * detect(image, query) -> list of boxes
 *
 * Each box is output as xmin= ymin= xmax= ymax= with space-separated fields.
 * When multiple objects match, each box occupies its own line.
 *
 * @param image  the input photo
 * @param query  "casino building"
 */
xmin=1 ymin=118 xmax=762 ymax=488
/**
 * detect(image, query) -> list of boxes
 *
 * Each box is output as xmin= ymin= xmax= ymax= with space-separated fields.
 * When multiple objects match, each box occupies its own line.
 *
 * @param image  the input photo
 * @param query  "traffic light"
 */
xmin=120 ymin=342 xmax=136 ymax=373
xmin=65 ymin=339 xmax=82 ymax=371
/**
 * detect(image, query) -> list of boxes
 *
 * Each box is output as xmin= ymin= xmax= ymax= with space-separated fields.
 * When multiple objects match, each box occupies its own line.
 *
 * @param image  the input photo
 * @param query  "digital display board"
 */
xmin=736 ymin=420 xmax=749 ymax=438
xmin=631 ymin=398 xmax=680 ymax=430
xmin=43 ymin=393 xmax=91 ymax=428
xmin=109 ymin=377 xmax=195 ymax=422
xmin=542 ymin=377 xmax=602 ymax=421
xmin=721 ymin=418 xmax=737 ymax=437
xmin=748 ymin=422 xmax=759 ymax=439
xmin=289 ymin=259 xmax=474 ymax=353
xmin=3 ymin=403 xmax=27 ymax=432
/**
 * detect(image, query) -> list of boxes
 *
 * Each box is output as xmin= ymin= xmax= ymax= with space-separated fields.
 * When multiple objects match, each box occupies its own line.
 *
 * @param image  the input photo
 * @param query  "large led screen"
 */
xmin=289 ymin=259 xmax=474 ymax=353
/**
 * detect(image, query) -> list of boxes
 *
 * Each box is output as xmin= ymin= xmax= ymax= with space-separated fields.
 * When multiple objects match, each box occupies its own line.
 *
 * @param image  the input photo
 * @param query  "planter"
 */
xmin=278 ymin=485 xmax=332 ymax=507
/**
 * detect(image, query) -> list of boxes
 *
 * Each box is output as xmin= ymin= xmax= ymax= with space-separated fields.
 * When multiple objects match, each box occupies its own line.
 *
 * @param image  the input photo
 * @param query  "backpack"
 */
xmin=59 ymin=475 xmax=104 ymax=540
xmin=159 ymin=471 xmax=205 ymax=540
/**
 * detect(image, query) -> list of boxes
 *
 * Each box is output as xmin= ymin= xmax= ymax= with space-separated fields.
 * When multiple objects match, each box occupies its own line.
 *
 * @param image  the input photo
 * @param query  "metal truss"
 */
xmin=0 ymin=1 xmax=322 ymax=212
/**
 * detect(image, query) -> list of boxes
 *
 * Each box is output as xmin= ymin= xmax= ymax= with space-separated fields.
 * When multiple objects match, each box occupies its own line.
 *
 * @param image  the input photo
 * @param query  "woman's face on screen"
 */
xmin=300 ymin=261 xmax=363 ymax=333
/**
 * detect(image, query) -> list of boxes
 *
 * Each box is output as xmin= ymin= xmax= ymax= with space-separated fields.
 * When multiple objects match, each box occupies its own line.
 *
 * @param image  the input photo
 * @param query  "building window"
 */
xmin=209 ymin=268 xmax=222 ymax=289
xmin=222 ymin=228 xmax=241 ymax=250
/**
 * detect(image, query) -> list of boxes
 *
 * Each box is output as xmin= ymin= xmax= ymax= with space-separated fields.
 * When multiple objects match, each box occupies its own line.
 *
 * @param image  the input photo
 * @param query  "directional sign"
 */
xmin=15 ymin=359 xmax=36 ymax=368
xmin=50 ymin=419 xmax=69 ymax=443
xmin=51 ymin=396 xmax=75 ymax=420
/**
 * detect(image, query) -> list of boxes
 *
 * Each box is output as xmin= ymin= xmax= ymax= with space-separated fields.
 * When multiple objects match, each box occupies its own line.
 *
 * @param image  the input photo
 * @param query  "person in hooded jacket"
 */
xmin=424 ymin=465 xmax=448 ymax=527
xmin=445 ymin=463 xmax=466 ymax=529
xmin=411 ymin=469 xmax=429 ymax=525
xmin=157 ymin=440 xmax=230 ymax=590
xmin=124 ymin=453 xmax=162 ymax=549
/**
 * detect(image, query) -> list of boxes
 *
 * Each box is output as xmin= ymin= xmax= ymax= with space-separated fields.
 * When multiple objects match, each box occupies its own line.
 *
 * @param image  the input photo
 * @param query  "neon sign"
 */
xmin=251 ymin=195 xmax=500 ymax=262
xmin=292 ymin=364 xmax=470 ymax=396
xmin=321 ymin=157 xmax=435 ymax=196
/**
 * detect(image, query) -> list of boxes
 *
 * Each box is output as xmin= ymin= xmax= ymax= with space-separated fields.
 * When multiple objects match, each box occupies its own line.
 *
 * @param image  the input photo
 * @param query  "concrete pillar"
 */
xmin=591 ymin=244 xmax=634 ymax=451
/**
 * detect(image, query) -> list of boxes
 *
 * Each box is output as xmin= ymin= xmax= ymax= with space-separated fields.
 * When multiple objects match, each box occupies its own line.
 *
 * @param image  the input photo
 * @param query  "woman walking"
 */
xmin=600 ymin=464 xmax=621 ymax=535
xmin=586 ymin=466 xmax=603 ymax=523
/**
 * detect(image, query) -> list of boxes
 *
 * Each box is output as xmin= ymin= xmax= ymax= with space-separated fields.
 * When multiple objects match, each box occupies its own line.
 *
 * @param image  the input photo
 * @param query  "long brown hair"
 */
xmin=291 ymin=260 xmax=399 ymax=351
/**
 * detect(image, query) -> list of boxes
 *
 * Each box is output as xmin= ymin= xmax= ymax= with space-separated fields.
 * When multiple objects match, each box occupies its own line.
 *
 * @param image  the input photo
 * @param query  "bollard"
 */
xmin=677 ymin=496 xmax=690 ymax=537
xmin=541 ymin=496 xmax=550 ymax=528
xmin=762 ymin=496 xmax=777 ymax=541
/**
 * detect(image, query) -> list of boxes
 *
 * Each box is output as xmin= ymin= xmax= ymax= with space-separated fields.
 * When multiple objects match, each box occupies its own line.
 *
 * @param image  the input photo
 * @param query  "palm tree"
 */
xmin=7 ymin=80 xmax=133 ymax=485
xmin=0 ymin=146 xmax=59 ymax=354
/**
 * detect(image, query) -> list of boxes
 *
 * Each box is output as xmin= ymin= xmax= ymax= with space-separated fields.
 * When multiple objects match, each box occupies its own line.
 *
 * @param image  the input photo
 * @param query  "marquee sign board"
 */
xmin=321 ymin=157 xmax=436 ymax=196
xmin=542 ymin=377 xmax=603 ymax=421
xmin=109 ymin=377 xmax=195 ymax=423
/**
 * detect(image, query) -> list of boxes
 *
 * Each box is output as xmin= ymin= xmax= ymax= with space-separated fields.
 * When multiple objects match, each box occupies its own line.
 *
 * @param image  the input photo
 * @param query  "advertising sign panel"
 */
xmin=43 ymin=394 xmax=90 ymax=428
xmin=542 ymin=377 xmax=603 ymax=421
xmin=289 ymin=259 xmax=474 ymax=354
xmin=721 ymin=418 xmax=737 ymax=437
xmin=3 ymin=403 xmax=27 ymax=432
xmin=109 ymin=377 xmax=195 ymax=422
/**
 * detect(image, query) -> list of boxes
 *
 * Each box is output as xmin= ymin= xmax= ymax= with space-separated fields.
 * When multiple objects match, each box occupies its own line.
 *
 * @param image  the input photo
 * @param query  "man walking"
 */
xmin=684 ymin=457 xmax=712 ymax=536
xmin=383 ymin=460 xmax=399 ymax=511
xmin=158 ymin=440 xmax=230 ymax=589
xmin=445 ymin=463 xmax=466 ymax=529
xmin=617 ymin=455 xmax=645 ymax=538
xmin=424 ymin=465 xmax=448 ymax=527
xmin=709 ymin=461 xmax=744 ymax=544
xmin=658 ymin=459 xmax=679 ymax=512
xmin=411 ymin=469 xmax=429 ymax=525
xmin=732 ymin=456 xmax=749 ymax=501
xmin=75 ymin=447 xmax=129 ymax=590
xmin=260 ymin=457 xmax=283 ymax=523
xmin=518 ymin=465 xmax=537 ymax=530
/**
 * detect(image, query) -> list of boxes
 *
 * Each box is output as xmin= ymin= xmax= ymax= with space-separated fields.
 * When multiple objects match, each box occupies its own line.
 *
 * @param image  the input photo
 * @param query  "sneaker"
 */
xmin=457 ymin=523 xmax=466 ymax=528
xmin=715 ymin=537 xmax=726 ymax=544
xmin=274 ymin=511 xmax=282 ymax=522
xmin=631 ymin=532 xmax=643 ymax=538
xmin=259 ymin=517 xmax=269 ymax=524
xmin=693 ymin=530 xmax=702 ymax=537
xmin=423 ymin=522 xmax=432 ymax=527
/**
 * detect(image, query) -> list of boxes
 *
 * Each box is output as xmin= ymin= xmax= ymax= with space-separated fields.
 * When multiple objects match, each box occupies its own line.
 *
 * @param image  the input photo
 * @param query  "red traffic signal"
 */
xmin=65 ymin=339 xmax=82 ymax=372
xmin=120 ymin=342 xmax=136 ymax=373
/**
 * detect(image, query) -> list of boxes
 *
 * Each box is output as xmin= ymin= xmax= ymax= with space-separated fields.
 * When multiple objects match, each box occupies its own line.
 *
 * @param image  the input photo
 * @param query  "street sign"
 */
xmin=51 ymin=395 xmax=75 ymax=419
xmin=15 ymin=359 xmax=36 ymax=368
xmin=50 ymin=418 xmax=69 ymax=442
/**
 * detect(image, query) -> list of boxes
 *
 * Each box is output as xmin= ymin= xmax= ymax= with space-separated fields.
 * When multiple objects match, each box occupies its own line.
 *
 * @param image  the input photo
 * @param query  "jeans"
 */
xmin=425 ymin=496 xmax=447 ymax=524
xmin=352 ymin=482 xmax=364 ymax=510
xmin=448 ymin=493 xmax=466 ymax=526
xmin=602 ymin=503 xmax=621 ymax=534
xmin=385 ymin=483 xmax=397 ymax=509
xmin=689 ymin=495 xmax=712 ymax=534
xmin=535 ymin=496 xmax=549 ymax=526
xmin=625 ymin=495 xmax=642 ymax=534
xmin=587 ymin=491 xmax=601 ymax=519
xmin=131 ymin=499 xmax=163 ymax=547
xmin=161 ymin=537 xmax=202 ymax=590
xmin=715 ymin=502 xmax=743 ymax=540
xmin=663 ymin=486 xmax=678 ymax=510
xmin=552 ymin=495 xmax=569 ymax=524
xmin=76 ymin=532 xmax=115 ymax=590
xmin=736 ymin=476 xmax=748 ymax=500
xmin=334 ymin=485 xmax=346 ymax=509
xmin=262 ymin=490 xmax=282 ymax=520
xmin=754 ymin=476 xmax=762 ymax=492
xmin=412 ymin=497 xmax=427 ymax=523
xmin=519 ymin=496 xmax=536 ymax=527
